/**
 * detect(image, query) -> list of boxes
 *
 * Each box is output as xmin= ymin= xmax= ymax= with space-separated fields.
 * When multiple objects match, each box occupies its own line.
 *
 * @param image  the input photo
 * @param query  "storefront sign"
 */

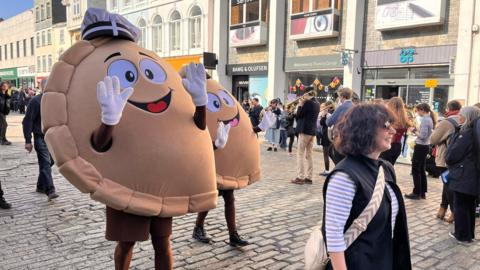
xmin=0 ymin=68 xmax=17 ymax=80
xmin=227 ymin=63 xmax=268 ymax=75
xmin=399 ymin=48 xmax=415 ymax=64
xmin=285 ymin=55 xmax=343 ymax=71
xmin=375 ymin=0 xmax=446 ymax=31
xmin=363 ymin=45 xmax=456 ymax=67
xmin=425 ymin=79 xmax=438 ymax=88
xmin=17 ymin=66 xmax=36 ymax=77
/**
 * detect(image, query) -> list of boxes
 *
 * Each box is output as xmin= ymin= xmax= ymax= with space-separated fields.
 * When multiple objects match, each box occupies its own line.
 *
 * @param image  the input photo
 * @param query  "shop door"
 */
xmin=376 ymin=85 xmax=403 ymax=100
xmin=233 ymin=86 xmax=249 ymax=103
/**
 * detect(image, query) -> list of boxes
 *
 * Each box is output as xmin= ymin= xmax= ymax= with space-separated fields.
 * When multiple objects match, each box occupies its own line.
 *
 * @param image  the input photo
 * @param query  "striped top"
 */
xmin=325 ymin=171 xmax=399 ymax=252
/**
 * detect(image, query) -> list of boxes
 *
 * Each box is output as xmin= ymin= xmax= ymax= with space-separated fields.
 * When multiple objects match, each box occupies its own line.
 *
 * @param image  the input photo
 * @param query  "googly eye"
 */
xmin=207 ymin=93 xmax=221 ymax=112
xmin=139 ymin=58 xmax=167 ymax=84
xmin=218 ymin=90 xmax=235 ymax=107
xmin=107 ymin=60 xmax=138 ymax=89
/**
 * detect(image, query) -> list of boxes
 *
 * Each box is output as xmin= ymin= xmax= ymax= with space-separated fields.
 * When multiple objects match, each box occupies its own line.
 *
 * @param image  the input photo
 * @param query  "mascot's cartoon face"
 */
xmin=41 ymin=38 xmax=217 ymax=217
xmin=204 ymin=79 xmax=261 ymax=190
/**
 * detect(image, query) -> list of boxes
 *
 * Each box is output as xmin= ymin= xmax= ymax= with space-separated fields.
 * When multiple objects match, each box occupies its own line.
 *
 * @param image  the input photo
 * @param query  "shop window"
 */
xmin=230 ymin=4 xmax=244 ymax=25
xmin=152 ymin=15 xmax=162 ymax=53
xmin=289 ymin=0 xmax=341 ymax=40
xmin=246 ymin=1 xmax=260 ymax=22
xmin=169 ymin=11 xmax=181 ymax=51
xmin=377 ymin=68 xmax=408 ymax=79
xmin=230 ymin=0 xmax=268 ymax=47
xmin=409 ymin=67 xmax=450 ymax=79
xmin=189 ymin=6 xmax=202 ymax=49
xmin=287 ymin=72 xmax=343 ymax=101
xmin=230 ymin=0 xmax=267 ymax=25
xmin=363 ymin=69 xmax=376 ymax=80
xmin=137 ymin=18 xmax=146 ymax=48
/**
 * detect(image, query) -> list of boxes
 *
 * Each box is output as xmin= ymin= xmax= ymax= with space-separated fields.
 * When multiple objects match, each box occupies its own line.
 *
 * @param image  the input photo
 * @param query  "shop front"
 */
xmin=0 ymin=68 xmax=18 ymax=88
xmin=362 ymin=45 xmax=456 ymax=116
xmin=17 ymin=66 xmax=36 ymax=89
xmin=226 ymin=62 xmax=268 ymax=106
xmin=284 ymin=54 xmax=343 ymax=103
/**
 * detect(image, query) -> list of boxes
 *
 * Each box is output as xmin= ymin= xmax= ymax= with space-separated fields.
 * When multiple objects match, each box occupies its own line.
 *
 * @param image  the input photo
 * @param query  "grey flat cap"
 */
xmin=81 ymin=7 xmax=140 ymax=42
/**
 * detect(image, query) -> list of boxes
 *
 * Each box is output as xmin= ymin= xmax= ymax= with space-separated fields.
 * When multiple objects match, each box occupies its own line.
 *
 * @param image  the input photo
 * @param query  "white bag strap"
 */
xmin=343 ymin=166 xmax=386 ymax=248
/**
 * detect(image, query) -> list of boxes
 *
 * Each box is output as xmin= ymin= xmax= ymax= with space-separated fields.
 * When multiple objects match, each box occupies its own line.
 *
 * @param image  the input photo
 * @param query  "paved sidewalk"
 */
xmin=0 ymin=113 xmax=479 ymax=269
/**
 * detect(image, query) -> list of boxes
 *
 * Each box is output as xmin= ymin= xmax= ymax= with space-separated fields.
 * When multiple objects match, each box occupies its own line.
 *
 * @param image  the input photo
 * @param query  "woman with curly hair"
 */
xmin=380 ymin=97 xmax=412 ymax=165
xmin=322 ymin=104 xmax=411 ymax=270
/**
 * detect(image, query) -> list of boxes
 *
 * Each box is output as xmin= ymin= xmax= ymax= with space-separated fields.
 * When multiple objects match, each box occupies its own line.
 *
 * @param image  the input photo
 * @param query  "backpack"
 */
xmin=444 ymin=117 xmax=460 ymax=147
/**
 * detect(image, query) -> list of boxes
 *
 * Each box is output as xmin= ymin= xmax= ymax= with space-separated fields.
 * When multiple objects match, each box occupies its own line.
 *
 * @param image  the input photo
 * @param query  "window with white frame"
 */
xmin=48 ymin=55 xmax=53 ymax=72
xmin=42 ymin=55 xmax=47 ymax=72
xmin=152 ymin=15 xmax=163 ymax=53
xmin=23 ymin=39 xmax=27 ymax=57
xmin=60 ymin=29 xmax=65 ymax=45
xmin=42 ymin=31 xmax=46 ymax=46
xmin=73 ymin=0 xmax=81 ymax=16
xmin=36 ymin=32 xmax=40 ymax=47
xmin=47 ymin=29 xmax=52 ymax=45
xmin=37 ymin=56 xmax=41 ymax=72
xmin=289 ymin=0 xmax=341 ymax=40
xmin=189 ymin=6 xmax=202 ymax=49
xmin=35 ymin=7 xmax=40 ymax=22
xmin=111 ymin=0 xmax=118 ymax=10
xmin=46 ymin=2 xmax=51 ymax=18
xmin=41 ymin=4 xmax=45 ymax=21
xmin=291 ymin=0 xmax=341 ymax=14
xmin=169 ymin=11 xmax=181 ymax=51
xmin=138 ymin=18 xmax=146 ymax=48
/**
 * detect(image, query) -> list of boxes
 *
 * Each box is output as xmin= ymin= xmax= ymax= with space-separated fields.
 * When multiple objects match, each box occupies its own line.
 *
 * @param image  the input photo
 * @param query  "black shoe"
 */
xmin=421 ymin=194 xmax=426 ymax=199
xmin=304 ymin=178 xmax=313 ymax=185
xmin=0 ymin=198 xmax=11 ymax=209
xmin=273 ymin=147 xmax=277 ymax=152
xmin=267 ymin=147 xmax=273 ymax=151
xmin=229 ymin=231 xmax=249 ymax=247
xmin=36 ymin=188 xmax=45 ymax=194
xmin=1 ymin=140 xmax=11 ymax=146
xmin=47 ymin=192 xmax=59 ymax=201
xmin=192 ymin=226 xmax=211 ymax=243
xmin=404 ymin=193 xmax=421 ymax=200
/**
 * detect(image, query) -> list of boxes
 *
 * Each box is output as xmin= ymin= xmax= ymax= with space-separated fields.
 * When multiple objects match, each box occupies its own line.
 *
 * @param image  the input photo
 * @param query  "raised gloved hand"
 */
xmin=257 ymin=110 xmax=275 ymax=131
xmin=96 ymin=76 xmax=134 ymax=125
xmin=182 ymin=63 xmax=207 ymax=106
xmin=214 ymin=122 xmax=231 ymax=149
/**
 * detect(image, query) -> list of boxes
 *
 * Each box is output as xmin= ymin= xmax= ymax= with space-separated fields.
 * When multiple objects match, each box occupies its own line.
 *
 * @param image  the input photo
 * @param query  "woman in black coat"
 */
xmin=319 ymin=101 xmax=335 ymax=176
xmin=445 ymin=106 xmax=480 ymax=243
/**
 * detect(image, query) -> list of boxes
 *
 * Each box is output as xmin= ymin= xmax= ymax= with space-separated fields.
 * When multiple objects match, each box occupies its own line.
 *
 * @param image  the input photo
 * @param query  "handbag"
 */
xmin=305 ymin=166 xmax=387 ymax=270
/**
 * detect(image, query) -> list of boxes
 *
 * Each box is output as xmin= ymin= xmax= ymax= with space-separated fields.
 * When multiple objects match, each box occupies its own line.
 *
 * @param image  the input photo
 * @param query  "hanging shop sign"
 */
xmin=375 ymin=0 xmax=447 ymax=31
xmin=226 ymin=62 xmax=268 ymax=75
xmin=424 ymin=79 xmax=438 ymax=88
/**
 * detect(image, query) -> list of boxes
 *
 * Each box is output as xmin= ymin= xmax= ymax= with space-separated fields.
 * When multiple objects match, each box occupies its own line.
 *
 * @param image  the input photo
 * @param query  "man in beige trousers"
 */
xmin=291 ymin=92 xmax=320 ymax=185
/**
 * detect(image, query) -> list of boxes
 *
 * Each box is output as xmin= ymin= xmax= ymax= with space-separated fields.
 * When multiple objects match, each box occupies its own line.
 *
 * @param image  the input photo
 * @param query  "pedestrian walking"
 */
xmin=291 ymin=92 xmax=320 ymax=184
xmin=248 ymin=97 xmax=263 ymax=128
xmin=430 ymin=100 xmax=462 ymax=223
xmin=380 ymin=97 xmax=412 ymax=165
xmin=405 ymin=103 xmax=437 ymax=200
xmin=326 ymin=88 xmax=354 ymax=164
xmin=322 ymin=104 xmax=411 ymax=269
xmin=265 ymin=99 xmax=281 ymax=151
xmin=445 ymin=106 xmax=480 ymax=243
xmin=0 ymin=81 xmax=12 ymax=145
xmin=22 ymin=78 xmax=59 ymax=201
xmin=319 ymin=100 xmax=335 ymax=176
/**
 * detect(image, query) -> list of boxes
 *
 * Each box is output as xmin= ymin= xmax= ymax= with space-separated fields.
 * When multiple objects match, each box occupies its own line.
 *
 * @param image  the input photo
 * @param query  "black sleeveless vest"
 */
xmin=321 ymin=155 xmax=412 ymax=270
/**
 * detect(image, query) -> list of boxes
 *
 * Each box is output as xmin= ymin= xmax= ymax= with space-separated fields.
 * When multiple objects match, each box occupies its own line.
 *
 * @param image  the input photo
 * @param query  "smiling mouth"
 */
xmin=221 ymin=111 xmax=240 ymax=127
xmin=127 ymin=88 xmax=172 ymax=114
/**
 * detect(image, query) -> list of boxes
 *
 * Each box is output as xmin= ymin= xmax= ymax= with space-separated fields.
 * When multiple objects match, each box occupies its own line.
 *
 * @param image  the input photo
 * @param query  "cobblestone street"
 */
xmin=0 ymin=113 xmax=479 ymax=270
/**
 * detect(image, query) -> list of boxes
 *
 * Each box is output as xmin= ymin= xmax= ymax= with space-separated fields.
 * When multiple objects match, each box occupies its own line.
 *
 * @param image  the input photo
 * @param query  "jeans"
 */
xmin=279 ymin=129 xmax=287 ymax=149
xmin=34 ymin=135 xmax=55 ymax=195
xmin=412 ymin=144 xmax=429 ymax=196
xmin=0 ymin=113 xmax=7 ymax=142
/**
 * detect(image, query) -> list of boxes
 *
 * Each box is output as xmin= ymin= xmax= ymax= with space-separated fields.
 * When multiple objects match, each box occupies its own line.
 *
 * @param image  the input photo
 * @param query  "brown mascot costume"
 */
xmin=187 ymin=76 xmax=268 ymax=247
xmin=41 ymin=8 xmax=217 ymax=270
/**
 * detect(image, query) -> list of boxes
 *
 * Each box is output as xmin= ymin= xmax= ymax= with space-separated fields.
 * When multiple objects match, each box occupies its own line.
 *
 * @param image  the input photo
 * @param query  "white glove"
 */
xmin=214 ymin=122 xmax=231 ymax=149
xmin=96 ymin=76 xmax=134 ymax=125
xmin=258 ymin=111 xmax=275 ymax=131
xmin=182 ymin=63 xmax=207 ymax=106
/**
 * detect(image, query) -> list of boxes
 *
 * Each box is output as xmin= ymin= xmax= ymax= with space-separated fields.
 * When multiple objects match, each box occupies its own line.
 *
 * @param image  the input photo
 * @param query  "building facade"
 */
xmin=34 ymin=0 xmax=67 ymax=85
xmin=108 ymin=0 xmax=215 ymax=71
xmin=213 ymin=0 xmax=480 ymax=112
xmin=0 ymin=10 xmax=36 ymax=88
xmin=63 ymin=0 xmax=107 ymax=45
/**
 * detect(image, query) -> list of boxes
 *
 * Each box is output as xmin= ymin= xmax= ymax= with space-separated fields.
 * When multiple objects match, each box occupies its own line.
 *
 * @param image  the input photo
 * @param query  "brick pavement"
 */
xmin=0 ymin=113 xmax=479 ymax=270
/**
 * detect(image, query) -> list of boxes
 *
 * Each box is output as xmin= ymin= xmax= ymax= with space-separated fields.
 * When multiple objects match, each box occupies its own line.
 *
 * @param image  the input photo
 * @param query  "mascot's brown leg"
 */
xmin=223 ymin=190 xmax=250 ymax=247
xmin=193 ymin=211 xmax=211 ymax=243
xmin=114 ymin=241 xmax=135 ymax=270
xmin=151 ymin=217 xmax=173 ymax=270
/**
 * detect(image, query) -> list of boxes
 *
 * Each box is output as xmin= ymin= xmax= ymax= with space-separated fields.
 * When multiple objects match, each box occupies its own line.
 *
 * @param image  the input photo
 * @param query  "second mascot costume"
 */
xmin=187 ymin=75 xmax=269 ymax=247
xmin=41 ymin=8 xmax=217 ymax=270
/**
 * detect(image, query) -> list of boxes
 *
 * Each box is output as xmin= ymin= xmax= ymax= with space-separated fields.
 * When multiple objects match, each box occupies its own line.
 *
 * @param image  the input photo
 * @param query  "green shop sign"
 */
xmin=0 ymin=68 xmax=18 ymax=80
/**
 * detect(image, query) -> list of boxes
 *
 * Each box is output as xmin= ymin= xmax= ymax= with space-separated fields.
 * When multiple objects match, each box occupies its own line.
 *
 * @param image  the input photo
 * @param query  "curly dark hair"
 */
xmin=334 ymin=104 xmax=396 ymax=156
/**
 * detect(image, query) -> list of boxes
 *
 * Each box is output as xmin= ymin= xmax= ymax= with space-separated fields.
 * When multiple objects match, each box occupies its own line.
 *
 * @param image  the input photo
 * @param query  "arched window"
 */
xmin=138 ymin=18 xmax=146 ymax=48
xmin=151 ymin=16 xmax=163 ymax=53
xmin=189 ymin=5 xmax=202 ymax=49
xmin=169 ymin=10 xmax=181 ymax=51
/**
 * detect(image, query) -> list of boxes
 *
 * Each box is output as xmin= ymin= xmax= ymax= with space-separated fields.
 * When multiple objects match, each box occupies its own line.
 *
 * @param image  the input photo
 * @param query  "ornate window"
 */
xmin=189 ymin=6 xmax=202 ymax=49
xmin=169 ymin=11 xmax=181 ymax=51
xmin=152 ymin=16 xmax=163 ymax=53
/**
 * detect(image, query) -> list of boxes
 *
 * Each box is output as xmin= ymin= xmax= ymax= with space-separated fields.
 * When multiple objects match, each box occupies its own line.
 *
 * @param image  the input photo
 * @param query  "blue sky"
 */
xmin=0 ymin=0 xmax=34 ymax=20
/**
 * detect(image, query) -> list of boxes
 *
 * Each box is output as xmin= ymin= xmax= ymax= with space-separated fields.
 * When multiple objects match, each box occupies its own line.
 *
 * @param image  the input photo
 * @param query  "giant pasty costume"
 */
xmin=41 ymin=8 xmax=217 ymax=217
xmin=205 ymin=79 xmax=261 ymax=189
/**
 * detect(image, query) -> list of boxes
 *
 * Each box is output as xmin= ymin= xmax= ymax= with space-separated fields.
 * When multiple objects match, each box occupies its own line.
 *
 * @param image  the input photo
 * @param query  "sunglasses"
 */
xmin=382 ymin=121 xmax=395 ymax=131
